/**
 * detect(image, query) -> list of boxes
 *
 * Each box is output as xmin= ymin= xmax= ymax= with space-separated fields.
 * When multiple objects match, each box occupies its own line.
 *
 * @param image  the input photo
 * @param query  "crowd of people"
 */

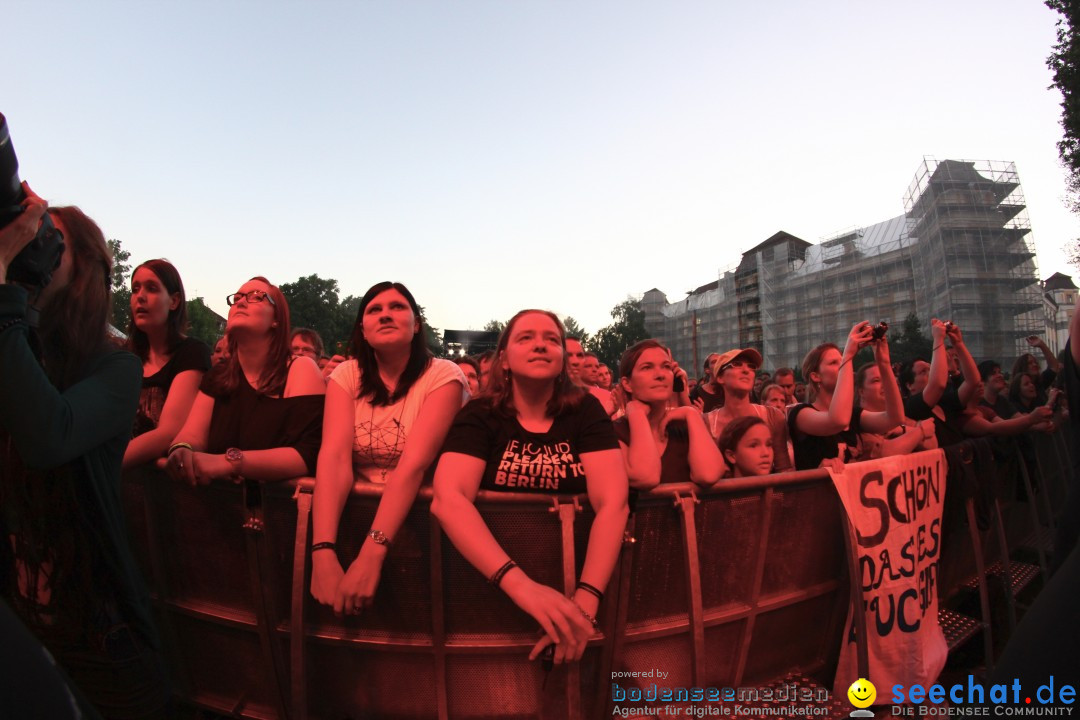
xmin=1 ymin=194 xmax=1078 ymax=719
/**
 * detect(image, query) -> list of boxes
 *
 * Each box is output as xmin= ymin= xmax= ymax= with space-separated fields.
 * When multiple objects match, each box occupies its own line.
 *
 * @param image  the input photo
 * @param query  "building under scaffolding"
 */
xmin=643 ymin=159 xmax=1044 ymax=373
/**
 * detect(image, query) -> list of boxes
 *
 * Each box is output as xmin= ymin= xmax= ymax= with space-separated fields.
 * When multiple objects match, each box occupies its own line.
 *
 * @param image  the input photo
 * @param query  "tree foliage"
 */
xmin=587 ymin=297 xmax=650 ymax=374
xmin=483 ymin=318 xmax=506 ymax=334
xmin=561 ymin=316 xmax=589 ymax=346
xmin=280 ymin=274 xmax=354 ymax=351
xmin=888 ymin=312 xmax=934 ymax=367
xmin=1048 ymin=0 xmax=1080 ymax=212
xmin=108 ymin=239 xmax=132 ymax=332
xmin=186 ymin=297 xmax=224 ymax=346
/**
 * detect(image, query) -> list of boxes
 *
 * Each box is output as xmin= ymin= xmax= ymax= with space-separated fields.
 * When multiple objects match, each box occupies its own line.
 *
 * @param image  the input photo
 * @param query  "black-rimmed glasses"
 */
xmin=226 ymin=290 xmax=276 ymax=306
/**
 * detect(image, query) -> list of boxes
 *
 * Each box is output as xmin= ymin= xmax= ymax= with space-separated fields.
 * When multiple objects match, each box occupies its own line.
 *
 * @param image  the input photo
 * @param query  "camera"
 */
xmin=871 ymin=321 xmax=888 ymax=340
xmin=0 ymin=112 xmax=65 ymax=290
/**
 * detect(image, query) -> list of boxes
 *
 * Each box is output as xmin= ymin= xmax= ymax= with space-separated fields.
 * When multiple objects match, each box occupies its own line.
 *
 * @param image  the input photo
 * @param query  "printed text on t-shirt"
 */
xmin=495 ymin=439 xmax=585 ymax=491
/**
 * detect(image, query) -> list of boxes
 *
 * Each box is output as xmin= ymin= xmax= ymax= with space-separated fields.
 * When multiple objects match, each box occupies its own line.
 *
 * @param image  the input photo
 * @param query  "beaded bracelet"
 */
xmin=0 ymin=317 xmax=25 ymax=334
xmin=489 ymin=560 xmax=518 ymax=588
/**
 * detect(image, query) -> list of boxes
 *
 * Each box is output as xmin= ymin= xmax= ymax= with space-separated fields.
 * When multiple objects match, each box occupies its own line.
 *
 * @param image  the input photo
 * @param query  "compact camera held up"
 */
xmin=0 ymin=112 xmax=65 ymax=290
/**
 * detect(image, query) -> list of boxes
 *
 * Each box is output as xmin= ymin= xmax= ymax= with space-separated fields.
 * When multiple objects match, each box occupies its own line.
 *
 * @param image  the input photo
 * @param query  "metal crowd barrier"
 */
xmin=117 ymin=424 xmax=1074 ymax=719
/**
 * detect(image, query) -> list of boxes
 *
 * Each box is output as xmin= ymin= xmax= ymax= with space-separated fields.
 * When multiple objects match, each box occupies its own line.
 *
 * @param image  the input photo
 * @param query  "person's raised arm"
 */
xmin=961 ymin=406 xmax=1053 ymax=437
xmin=862 ymin=334 xmax=907 ymax=434
xmin=922 ymin=319 xmax=949 ymax=408
xmin=618 ymin=400 xmax=661 ymax=490
xmin=123 ymin=369 xmax=204 ymax=469
xmin=1028 ymin=335 xmax=1061 ymax=373
xmin=334 ymin=381 xmax=463 ymax=614
xmin=431 ymin=451 xmax=594 ymax=665
xmin=948 ymin=323 xmax=981 ymax=407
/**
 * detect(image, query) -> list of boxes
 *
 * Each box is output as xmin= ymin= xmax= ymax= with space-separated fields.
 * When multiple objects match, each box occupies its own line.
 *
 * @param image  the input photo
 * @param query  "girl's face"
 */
xmin=858 ymin=366 xmax=884 ymax=409
xmin=361 ymin=288 xmax=418 ymax=351
xmin=502 ymin=312 xmax=563 ymax=382
xmin=621 ymin=347 xmax=674 ymax=404
xmin=1020 ymin=374 xmax=1037 ymax=402
xmin=726 ymin=423 xmax=774 ymax=477
xmin=130 ymin=266 xmax=179 ymax=333
xmin=815 ymin=348 xmax=843 ymax=392
xmin=762 ymin=386 xmax=786 ymax=412
xmin=457 ymin=362 xmax=480 ymax=396
xmin=227 ymin=279 xmax=277 ymax=337
xmin=907 ymin=360 xmax=930 ymax=396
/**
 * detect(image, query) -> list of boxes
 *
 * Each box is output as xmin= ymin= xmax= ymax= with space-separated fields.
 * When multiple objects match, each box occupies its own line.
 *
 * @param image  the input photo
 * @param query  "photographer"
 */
xmin=0 ymin=192 xmax=169 ymax=718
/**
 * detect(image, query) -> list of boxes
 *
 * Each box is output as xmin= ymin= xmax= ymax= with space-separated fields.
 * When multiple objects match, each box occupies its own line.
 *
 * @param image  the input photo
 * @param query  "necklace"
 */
xmin=357 ymin=400 xmax=406 ymax=483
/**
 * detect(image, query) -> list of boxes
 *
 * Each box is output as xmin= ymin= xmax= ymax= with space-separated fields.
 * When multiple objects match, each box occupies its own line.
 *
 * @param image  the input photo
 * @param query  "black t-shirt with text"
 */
xmin=441 ymin=394 xmax=619 ymax=495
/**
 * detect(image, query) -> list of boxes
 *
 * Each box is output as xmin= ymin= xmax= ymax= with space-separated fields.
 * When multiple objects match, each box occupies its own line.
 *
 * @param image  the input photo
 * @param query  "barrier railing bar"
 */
xmin=601 ymin=515 xmax=636 ymax=718
xmin=429 ymin=515 xmax=450 ymax=720
xmin=674 ymin=490 xmax=706 ymax=686
xmin=290 ymin=486 xmax=312 ymax=720
xmin=242 ymin=481 xmax=291 ymax=720
xmin=1014 ymin=440 xmax=1050 ymax=580
xmin=990 ymin=496 xmax=1020 ymax=633
xmin=733 ymin=487 xmax=774 ymax=686
xmin=840 ymin=508 xmax=869 ymax=680
xmin=965 ymin=498 xmax=995 ymax=673
xmin=554 ymin=497 xmax=583 ymax=720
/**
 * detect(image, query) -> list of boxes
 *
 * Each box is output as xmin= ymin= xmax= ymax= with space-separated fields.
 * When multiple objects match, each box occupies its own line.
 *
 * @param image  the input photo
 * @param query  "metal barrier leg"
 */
xmin=290 ymin=487 xmax=312 ymax=720
xmin=554 ymin=499 xmax=583 ymax=720
xmin=674 ymin=491 xmax=705 ymax=687
xmin=965 ymin=499 xmax=995 ymax=673
xmin=429 ymin=515 xmax=450 ymax=720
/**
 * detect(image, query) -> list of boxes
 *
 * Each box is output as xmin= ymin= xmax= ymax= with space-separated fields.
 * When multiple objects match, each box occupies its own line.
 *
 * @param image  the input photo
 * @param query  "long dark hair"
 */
xmin=801 ymin=342 xmax=839 ymax=404
xmin=203 ymin=277 xmax=292 ymax=398
xmin=1 ymin=205 xmax=116 ymax=635
xmin=126 ymin=258 xmax=188 ymax=362
xmin=349 ymin=281 xmax=432 ymax=406
xmin=479 ymin=309 xmax=584 ymax=418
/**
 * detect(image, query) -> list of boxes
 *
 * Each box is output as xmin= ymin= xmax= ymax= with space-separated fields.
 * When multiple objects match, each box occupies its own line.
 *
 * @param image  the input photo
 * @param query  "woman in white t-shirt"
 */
xmin=311 ymin=282 xmax=467 ymax=615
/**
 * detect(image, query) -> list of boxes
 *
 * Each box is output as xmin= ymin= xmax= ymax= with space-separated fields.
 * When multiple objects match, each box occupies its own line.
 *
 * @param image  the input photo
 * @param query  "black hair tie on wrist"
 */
xmin=576 ymin=581 xmax=604 ymax=603
xmin=489 ymin=560 xmax=518 ymax=588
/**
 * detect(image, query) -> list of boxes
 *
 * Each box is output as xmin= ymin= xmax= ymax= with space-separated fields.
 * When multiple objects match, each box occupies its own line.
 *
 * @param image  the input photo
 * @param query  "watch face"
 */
xmin=226 ymin=447 xmax=243 ymax=463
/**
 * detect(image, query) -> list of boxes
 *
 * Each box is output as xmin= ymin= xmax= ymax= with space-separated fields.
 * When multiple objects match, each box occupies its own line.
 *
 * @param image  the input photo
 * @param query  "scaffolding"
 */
xmin=641 ymin=158 xmax=1045 ymax=372
xmin=903 ymin=158 xmax=1043 ymax=363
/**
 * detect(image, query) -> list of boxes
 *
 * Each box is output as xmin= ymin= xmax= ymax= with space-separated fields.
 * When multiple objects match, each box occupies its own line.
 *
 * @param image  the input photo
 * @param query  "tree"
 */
xmin=1047 ymin=0 xmax=1080 ymax=212
xmin=889 ymin=312 xmax=934 ymax=367
xmin=417 ymin=305 xmax=445 ymax=357
xmin=280 ymin=274 xmax=352 ymax=351
xmin=483 ymin=318 xmax=506 ymax=334
xmin=586 ymin=297 xmax=650 ymax=373
xmin=186 ymin=297 xmax=224 ymax=346
xmin=561 ymin=316 xmax=590 ymax=346
xmin=108 ymin=239 xmax=132 ymax=332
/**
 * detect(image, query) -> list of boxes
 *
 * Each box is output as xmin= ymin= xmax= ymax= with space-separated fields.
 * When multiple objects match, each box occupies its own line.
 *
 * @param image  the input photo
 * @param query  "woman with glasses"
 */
xmin=165 ymin=277 xmax=325 ymax=485
xmin=122 ymin=258 xmax=211 ymax=469
xmin=311 ymin=281 xmax=467 ymax=616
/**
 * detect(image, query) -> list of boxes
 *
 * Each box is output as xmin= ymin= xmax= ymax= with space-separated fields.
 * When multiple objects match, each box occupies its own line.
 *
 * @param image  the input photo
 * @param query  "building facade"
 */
xmin=1043 ymin=272 xmax=1077 ymax=356
xmin=643 ymin=159 xmax=1044 ymax=373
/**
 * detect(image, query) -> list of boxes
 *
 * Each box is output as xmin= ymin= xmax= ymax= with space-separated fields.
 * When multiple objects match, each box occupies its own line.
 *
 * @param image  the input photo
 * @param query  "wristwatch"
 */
xmin=225 ymin=447 xmax=244 ymax=477
xmin=368 ymin=530 xmax=392 ymax=547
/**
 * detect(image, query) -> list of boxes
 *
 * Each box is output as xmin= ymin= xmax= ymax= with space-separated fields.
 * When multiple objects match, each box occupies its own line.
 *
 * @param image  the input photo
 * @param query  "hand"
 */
xmin=322 ymin=354 xmax=346 ymax=379
xmin=1026 ymin=335 xmax=1046 ymax=349
xmin=0 ymin=190 xmax=47 ymax=282
xmin=334 ymin=545 xmax=385 ymax=616
xmin=929 ymin=318 xmax=947 ymax=344
xmin=1027 ymin=406 xmax=1053 ymax=426
xmin=660 ymin=406 xmax=696 ymax=436
xmin=872 ymin=331 xmax=892 ymax=366
xmin=503 ymin=575 xmax=593 ymax=665
xmin=311 ymin=551 xmax=345 ymax=607
xmin=692 ymin=396 xmax=705 ymax=412
xmin=916 ymin=418 xmax=937 ymax=448
xmin=945 ymin=322 xmax=964 ymax=346
xmin=624 ymin=399 xmax=650 ymax=420
xmin=165 ymin=449 xmax=231 ymax=486
xmin=843 ymin=321 xmax=873 ymax=359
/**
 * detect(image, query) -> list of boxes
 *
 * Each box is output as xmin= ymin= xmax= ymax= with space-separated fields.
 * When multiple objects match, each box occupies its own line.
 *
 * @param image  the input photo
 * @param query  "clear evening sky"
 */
xmin=5 ymin=0 xmax=1078 ymax=335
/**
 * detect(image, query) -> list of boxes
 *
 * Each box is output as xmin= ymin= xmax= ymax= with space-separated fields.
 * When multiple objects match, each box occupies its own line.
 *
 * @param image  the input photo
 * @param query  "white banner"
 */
xmin=831 ymin=449 xmax=948 ymax=698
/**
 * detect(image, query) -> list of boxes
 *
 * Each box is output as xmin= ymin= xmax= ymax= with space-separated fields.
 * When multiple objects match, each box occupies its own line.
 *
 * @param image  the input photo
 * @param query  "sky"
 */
xmin=5 ymin=0 xmax=1080 ymax=336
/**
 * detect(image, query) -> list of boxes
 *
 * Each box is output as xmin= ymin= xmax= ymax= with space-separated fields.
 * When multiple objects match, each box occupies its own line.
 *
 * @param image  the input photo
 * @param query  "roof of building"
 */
xmin=1044 ymin=272 xmax=1077 ymax=291
xmin=689 ymin=280 xmax=719 ymax=296
xmin=742 ymin=230 xmax=811 ymax=256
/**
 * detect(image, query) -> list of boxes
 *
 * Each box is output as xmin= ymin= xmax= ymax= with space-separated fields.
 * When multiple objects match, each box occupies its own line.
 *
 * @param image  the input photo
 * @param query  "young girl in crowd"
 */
xmin=311 ymin=282 xmax=467 ymax=616
xmin=431 ymin=310 xmax=629 ymax=666
xmin=165 ymin=277 xmax=325 ymax=485
xmin=717 ymin=416 xmax=774 ymax=477
xmin=1 ymin=200 xmax=170 ymax=717
xmin=705 ymin=348 xmax=792 ymax=473
xmin=614 ymin=339 xmax=723 ymax=489
xmin=1009 ymin=371 xmax=1040 ymax=413
xmin=789 ymin=322 xmax=905 ymax=470
xmin=855 ymin=362 xmax=936 ymax=459
xmin=123 ymin=259 xmax=211 ymax=468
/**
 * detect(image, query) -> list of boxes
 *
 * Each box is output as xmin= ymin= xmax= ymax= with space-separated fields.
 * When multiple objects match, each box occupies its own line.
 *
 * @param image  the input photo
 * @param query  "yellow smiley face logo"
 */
xmin=847 ymin=678 xmax=876 ymax=709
